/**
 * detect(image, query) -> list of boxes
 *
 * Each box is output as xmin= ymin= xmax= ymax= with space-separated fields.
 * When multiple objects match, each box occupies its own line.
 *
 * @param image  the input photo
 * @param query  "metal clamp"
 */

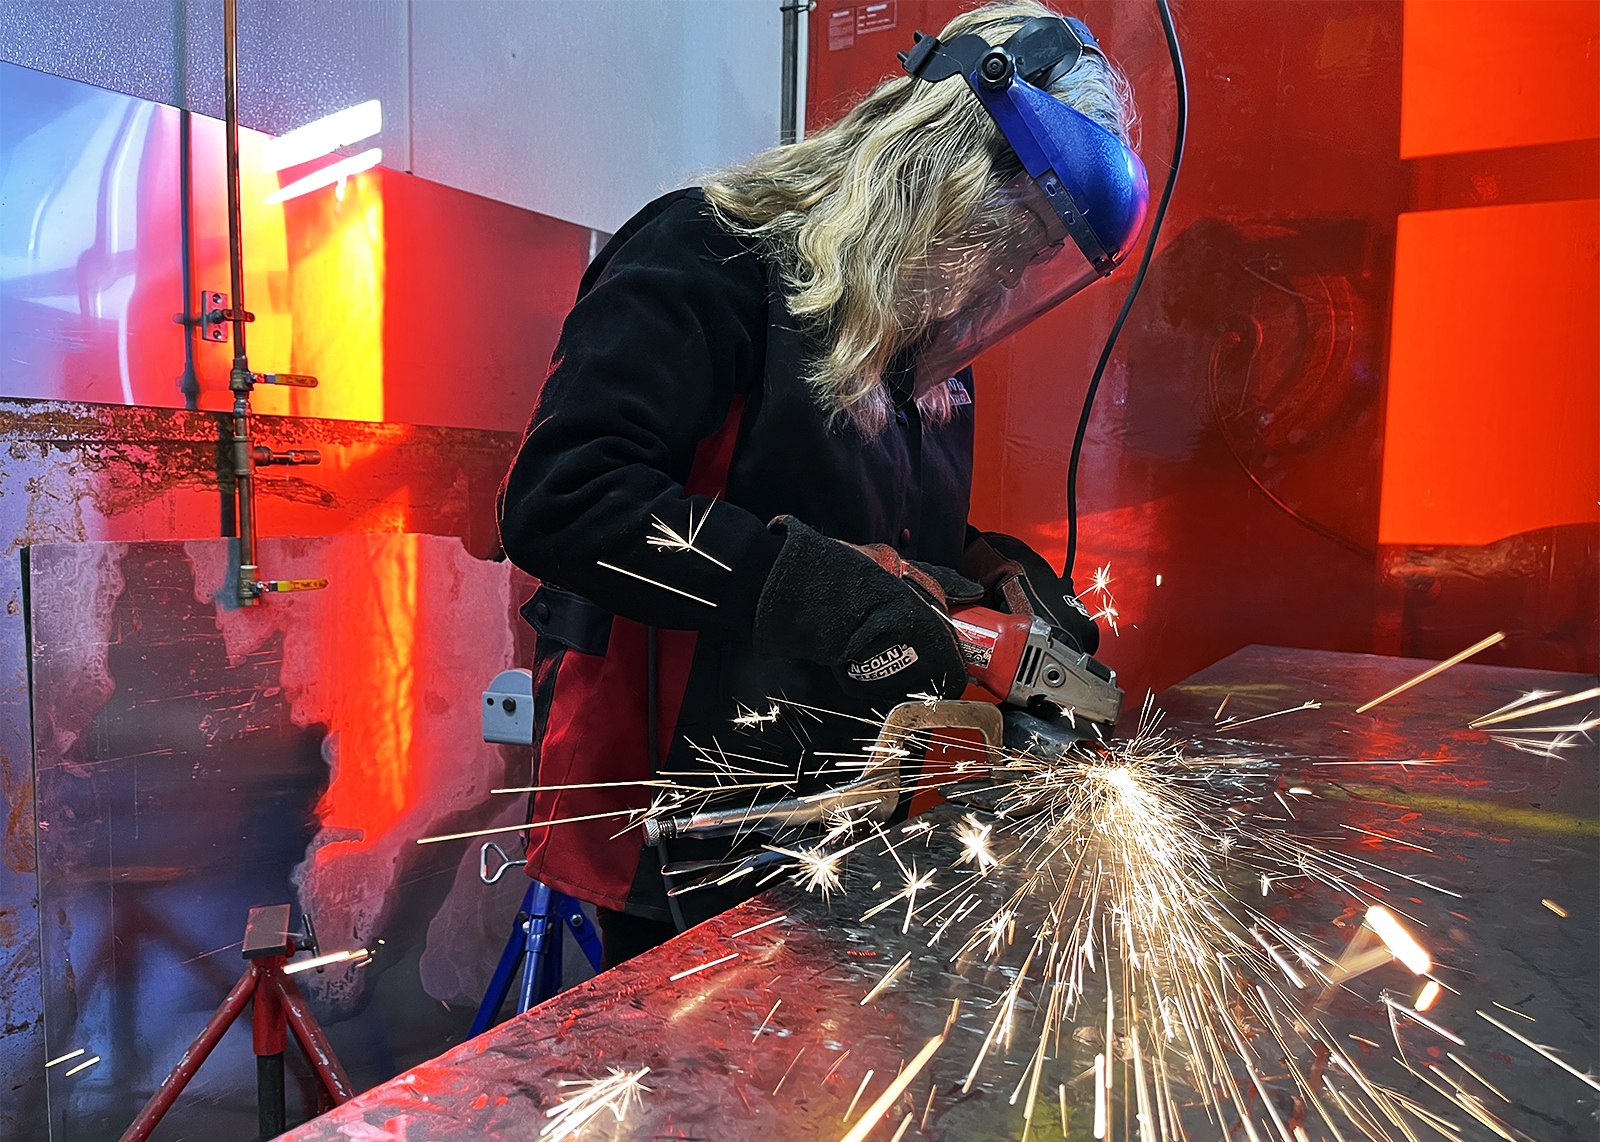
xmin=480 ymin=842 xmax=527 ymax=885
xmin=644 ymin=699 xmax=1004 ymax=845
xmin=187 ymin=290 xmax=254 ymax=342
xmin=252 ymin=447 xmax=321 ymax=466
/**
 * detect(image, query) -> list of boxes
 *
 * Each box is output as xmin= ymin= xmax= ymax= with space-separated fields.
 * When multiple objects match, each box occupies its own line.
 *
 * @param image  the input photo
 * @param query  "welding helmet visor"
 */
xmin=899 ymin=16 xmax=1150 ymax=384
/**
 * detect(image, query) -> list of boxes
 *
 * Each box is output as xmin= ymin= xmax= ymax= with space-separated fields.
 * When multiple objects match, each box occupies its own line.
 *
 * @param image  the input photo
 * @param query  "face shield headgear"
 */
xmin=898 ymin=16 xmax=1150 ymax=384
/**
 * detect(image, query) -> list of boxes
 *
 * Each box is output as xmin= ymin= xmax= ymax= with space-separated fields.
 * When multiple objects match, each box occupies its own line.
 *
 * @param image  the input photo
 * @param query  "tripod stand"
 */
xmin=119 ymin=905 xmax=354 ymax=1142
xmin=470 ymin=864 xmax=603 ymax=1037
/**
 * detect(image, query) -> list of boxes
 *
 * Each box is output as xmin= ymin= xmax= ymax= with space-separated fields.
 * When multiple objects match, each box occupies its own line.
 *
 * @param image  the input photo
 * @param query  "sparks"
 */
xmin=1365 ymin=904 xmax=1432 ymax=974
xmin=1470 ymin=685 xmax=1599 ymax=728
xmin=837 ymin=1034 xmax=945 ymax=1142
xmin=955 ymin=814 xmax=998 ymax=872
xmin=283 ymin=947 xmax=369 ymax=975
xmin=667 ymin=952 xmax=738 ymax=982
xmin=595 ymin=559 xmax=718 ymax=607
xmin=539 ymin=1066 xmax=651 ymax=1140
xmin=1356 ymin=632 xmax=1506 ymax=713
xmin=647 ymin=504 xmax=732 ymax=570
xmin=626 ymin=685 xmax=1543 ymax=1142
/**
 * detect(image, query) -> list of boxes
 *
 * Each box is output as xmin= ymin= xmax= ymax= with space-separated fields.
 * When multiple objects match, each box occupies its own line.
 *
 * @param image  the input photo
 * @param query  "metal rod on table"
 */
xmin=222 ymin=0 xmax=259 ymax=605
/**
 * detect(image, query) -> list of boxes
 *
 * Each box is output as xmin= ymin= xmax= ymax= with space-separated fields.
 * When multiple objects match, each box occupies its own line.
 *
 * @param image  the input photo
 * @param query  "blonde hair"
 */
xmin=703 ymin=0 xmax=1136 ymax=433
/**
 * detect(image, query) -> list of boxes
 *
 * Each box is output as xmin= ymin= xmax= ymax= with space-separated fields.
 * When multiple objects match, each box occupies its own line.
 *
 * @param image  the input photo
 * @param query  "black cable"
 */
xmin=647 ymin=625 xmax=689 ymax=934
xmin=1062 ymin=0 xmax=1187 ymax=577
xmin=1204 ymin=341 xmax=1375 ymax=561
xmin=176 ymin=108 xmax=200 ymax=410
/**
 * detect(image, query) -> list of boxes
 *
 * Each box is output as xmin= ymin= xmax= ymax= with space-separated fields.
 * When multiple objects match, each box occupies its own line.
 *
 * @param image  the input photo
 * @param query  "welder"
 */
xmin=498 ymin=0 xmax=1151 ymax=968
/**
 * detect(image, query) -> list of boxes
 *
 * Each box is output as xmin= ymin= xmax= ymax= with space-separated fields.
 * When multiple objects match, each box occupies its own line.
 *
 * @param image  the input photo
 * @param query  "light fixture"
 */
xmin=262 ymin=99 xmax=382 ymax=173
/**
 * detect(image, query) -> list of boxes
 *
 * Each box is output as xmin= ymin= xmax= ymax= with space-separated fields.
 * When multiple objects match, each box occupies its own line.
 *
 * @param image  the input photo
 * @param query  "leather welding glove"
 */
xmin=752 ymin=516 xmax=980 ymax=705
xmin=962 ymin=530 xmax=1100 ymax=656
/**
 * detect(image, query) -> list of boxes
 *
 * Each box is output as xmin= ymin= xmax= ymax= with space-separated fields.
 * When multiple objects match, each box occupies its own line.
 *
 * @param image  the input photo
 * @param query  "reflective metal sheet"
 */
xmin=0 ymin=398 xmax=526 ymax=1141
xmin=0 ymin=59 xmax=592 ymax=430
xmin=25 ymin=536 xmax=572 ymax=1140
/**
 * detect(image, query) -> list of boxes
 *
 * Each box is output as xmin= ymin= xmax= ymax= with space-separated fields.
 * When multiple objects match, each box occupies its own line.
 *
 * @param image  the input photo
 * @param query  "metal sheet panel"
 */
xmin=0 ymin=398 xmax=525 ymax=1141
xmin=2 ymin=0 xmax=783 ymax=233
xmin=0 ymin=60 xmax=591 ymax=431
xmin=0 ymin=0 xmax=410 ymax=165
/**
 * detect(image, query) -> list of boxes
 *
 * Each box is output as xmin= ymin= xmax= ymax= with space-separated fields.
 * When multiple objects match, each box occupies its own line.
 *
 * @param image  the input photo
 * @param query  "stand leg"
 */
xmin=118 ymin=968 xmax=258 ymax=1142
xmin=253 ymin=957 xmax=288 ymax=1139
xmin=256 ymin=1055 xmax=286 ymax=1139
xmin=470 ymin=882 xmax=537 ymax=1037
xmin=553 ymin=893 xmax=604 ymax=973
xmin=272 ymin=971 xmax=355 ymax=1104
xmin=540 ymin=906 xmax=564 ymax=1002
xmin=518 ymin=882 xmax=554 ymax=1015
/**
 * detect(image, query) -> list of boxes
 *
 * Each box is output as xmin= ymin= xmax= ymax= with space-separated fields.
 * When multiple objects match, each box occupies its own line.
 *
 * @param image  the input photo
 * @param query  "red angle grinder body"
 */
xmin=948 ymin=605 xmax=1125 ymax=730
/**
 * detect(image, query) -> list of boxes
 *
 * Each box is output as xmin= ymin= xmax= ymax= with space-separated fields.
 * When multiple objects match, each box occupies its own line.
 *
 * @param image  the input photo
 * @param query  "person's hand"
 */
xmin=962 ymin=531 xmax=1100 ymax=655
xmin=842 ymin=541 xmax=987 ymax=611
xmin=752 ymin=517 xmax=981 ymax=705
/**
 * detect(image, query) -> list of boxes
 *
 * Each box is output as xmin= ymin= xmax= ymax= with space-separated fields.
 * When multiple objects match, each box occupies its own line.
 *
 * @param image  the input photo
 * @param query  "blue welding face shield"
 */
xmin=899 ymin=16 xmax=1150 ymax=383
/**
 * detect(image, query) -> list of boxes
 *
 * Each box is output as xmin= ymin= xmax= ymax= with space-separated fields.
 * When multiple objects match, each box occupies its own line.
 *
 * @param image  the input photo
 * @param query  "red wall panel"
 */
xmin=808 ymin=0 xmax=1597 ymax=688
xmin=1381 ymin=199 xmax=1599 ymax=547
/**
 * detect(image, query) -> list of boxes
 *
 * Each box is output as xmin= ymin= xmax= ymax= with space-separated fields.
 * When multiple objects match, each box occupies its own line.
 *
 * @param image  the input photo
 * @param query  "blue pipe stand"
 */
xmin=470 ymin=880 xmax=602 ymax=1037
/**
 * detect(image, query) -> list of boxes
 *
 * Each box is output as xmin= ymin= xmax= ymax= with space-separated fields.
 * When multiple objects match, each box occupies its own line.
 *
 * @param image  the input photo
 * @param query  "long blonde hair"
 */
xmin=703 ymin=1 xmax=1137 ymax=433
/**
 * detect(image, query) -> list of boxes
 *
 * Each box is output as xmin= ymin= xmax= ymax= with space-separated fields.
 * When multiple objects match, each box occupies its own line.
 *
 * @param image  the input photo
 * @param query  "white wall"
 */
xmin=410 ymin=0 xmax=782 ymax=233
xmin=0 ymin=0 xmax=784 ymax=233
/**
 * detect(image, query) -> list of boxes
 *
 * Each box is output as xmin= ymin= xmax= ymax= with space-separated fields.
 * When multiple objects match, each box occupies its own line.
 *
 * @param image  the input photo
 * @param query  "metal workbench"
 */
xmin=280 ymin=646 xmax=1598 ymax=1142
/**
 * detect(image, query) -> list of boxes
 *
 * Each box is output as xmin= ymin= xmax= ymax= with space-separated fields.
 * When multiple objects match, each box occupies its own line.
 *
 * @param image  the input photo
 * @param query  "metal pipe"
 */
xmin=779 ymin=0 xmax=800 ymax=145
xmin=222 ymin=0 xmax=247 ymax=358
xmin=222 ymin=0 xmax=259 ymax=604
xmin=176 ymin=109 xmax=199 ymax=409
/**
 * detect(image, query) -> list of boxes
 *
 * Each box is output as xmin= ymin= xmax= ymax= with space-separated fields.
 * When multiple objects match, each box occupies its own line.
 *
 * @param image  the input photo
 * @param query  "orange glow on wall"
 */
xmin=1379 ymin=199 xmax=1599 ymax=547
xmin=191 ymin=122 xmax=293 ymax=386
xmin=193 ymin=123 xmax=386 ymax=421
xmin=314 ymin=527 xmax=420 ymax=858
xmin=1400 ymin=0 xmax=1600 ymax=158
xmin=281 ymin=171 xmax=386 ymax=421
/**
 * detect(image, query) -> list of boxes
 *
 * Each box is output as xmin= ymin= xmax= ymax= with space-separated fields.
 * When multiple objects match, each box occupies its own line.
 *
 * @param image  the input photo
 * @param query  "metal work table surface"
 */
xmin=282 ymin=646 xmax=1598 ymax=1142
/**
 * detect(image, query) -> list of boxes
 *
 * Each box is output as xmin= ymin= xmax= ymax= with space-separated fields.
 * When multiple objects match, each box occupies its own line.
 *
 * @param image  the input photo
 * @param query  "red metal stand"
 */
xmin=118 ymin=905 xmax=354 ymax=1142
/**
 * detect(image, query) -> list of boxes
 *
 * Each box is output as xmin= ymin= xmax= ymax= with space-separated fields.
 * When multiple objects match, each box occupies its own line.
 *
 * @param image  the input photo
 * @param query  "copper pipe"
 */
xmin=222 ymin=0 xmax=259 ymax=604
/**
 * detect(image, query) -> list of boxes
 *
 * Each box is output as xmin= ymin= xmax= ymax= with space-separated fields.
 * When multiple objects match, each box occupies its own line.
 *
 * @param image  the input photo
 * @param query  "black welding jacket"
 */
xmin=498 ymin=190 xmax=975 ymax=923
